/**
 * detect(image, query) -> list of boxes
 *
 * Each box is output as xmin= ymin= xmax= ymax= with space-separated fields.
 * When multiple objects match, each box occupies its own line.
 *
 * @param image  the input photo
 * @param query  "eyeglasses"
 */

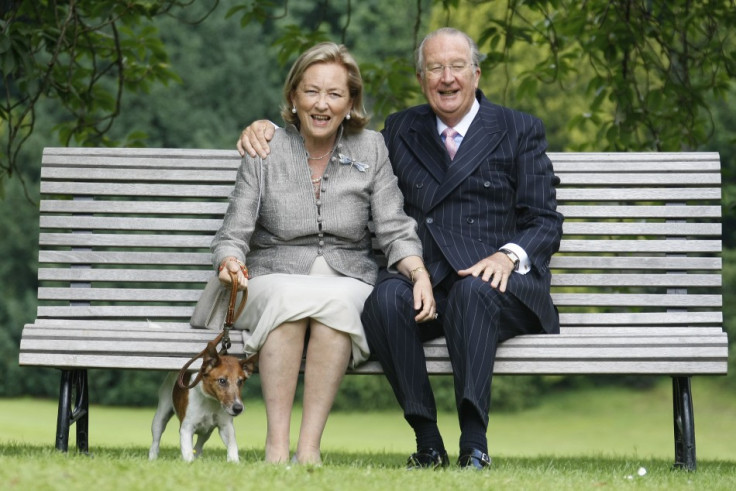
xmin=424 ymin=62 xmax=475 ymax=79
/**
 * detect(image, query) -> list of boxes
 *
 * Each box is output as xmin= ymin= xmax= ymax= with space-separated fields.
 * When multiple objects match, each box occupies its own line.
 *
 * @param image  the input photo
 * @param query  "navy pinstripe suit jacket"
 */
xmin=382 ymin=90 xmax=564 ymax=332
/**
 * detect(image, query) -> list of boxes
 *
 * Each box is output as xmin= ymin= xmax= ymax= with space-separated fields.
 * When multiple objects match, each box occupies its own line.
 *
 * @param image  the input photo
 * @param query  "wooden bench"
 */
xmin=19 ymin=147 xmax=727 ymax=470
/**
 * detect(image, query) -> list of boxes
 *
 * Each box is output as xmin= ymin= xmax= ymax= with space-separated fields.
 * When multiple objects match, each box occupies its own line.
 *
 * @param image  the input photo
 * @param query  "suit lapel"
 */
xmin=430 ymin=99 xmax=506 ymax=208
xmin=399 ymin=109 xmax=447 ymax=183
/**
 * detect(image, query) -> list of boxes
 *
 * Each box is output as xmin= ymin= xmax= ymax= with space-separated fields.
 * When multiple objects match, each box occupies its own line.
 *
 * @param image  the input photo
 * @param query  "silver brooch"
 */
xmin=338 ymin=153 xmax=369 ymax=173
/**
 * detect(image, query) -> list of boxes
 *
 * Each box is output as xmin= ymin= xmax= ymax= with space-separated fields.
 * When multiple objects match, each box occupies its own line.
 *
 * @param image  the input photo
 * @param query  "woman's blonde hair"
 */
xmin=281 ymin=42 xmax=369 ymax=131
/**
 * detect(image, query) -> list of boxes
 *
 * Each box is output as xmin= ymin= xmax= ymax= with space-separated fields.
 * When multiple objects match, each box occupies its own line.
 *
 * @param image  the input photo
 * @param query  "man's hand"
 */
xmin=457 ymin=252 xmax=515 ymax=292
xmin=236 ymin=120 xmax=276 ymax=158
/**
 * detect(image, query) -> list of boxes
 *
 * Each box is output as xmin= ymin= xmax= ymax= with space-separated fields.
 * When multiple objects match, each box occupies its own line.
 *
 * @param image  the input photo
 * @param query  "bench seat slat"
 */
xmin=21 ymin=331 xmax=727 ymax=350
xmin=19 ymin=352 xmax=727 ymax=375
xmin=355 ymin=360 xmax=727 ymax=375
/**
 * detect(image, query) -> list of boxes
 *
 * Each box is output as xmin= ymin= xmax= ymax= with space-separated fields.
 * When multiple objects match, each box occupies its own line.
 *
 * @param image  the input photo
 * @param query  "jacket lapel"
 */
xmin=399 ymin=108 xmax=447 ymax=183
xmin=429 ymin=97 xmax=506 ymax=209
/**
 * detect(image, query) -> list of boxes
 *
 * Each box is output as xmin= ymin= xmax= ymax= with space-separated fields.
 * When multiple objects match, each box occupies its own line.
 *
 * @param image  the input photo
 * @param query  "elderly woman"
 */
xmin=211 ymin=42 xmax=435 ymax=465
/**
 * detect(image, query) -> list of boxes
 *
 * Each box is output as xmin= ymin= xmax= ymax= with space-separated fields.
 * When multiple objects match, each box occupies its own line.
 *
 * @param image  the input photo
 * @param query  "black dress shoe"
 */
xmin=457 ymin=448 xmax=492 ymax=470
xmin=406 ymin=447 xmax=450 ymax=469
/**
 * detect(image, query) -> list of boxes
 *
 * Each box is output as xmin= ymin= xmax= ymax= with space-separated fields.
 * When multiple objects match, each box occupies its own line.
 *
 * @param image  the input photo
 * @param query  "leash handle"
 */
xmin=221 ymin=270 xmax=247 ymax=353
xmin=177 ymin=270 xmax=248 ymax=389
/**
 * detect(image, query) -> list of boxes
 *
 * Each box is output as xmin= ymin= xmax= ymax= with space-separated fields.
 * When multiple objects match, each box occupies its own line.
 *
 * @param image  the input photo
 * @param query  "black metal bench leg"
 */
xmin=55 ymin=369 xmax=89 ymax=453
xmin=672 ymin=376 xmax=696 ymax=471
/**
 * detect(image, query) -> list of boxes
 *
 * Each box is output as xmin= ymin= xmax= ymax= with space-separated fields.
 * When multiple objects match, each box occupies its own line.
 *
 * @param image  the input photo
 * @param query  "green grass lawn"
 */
xmin=2 ymin=377 xmax=734 ymax=460
xmin=1 ymin=377 xmax=735 ymax=490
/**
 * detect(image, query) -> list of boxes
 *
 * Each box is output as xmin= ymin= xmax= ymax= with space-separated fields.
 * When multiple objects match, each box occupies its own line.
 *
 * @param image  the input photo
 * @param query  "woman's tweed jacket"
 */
xmin=211 ymin=125 xmax=422 ymax=285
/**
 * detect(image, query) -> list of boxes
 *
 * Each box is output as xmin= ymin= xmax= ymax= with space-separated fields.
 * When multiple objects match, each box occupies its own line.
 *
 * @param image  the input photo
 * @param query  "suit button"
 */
xmin=483 ymin=181 xmax=491 ymax=188
xmin=426 ymin=218 xmax=433 ymax=224
xmin=466 ymin=217 xmax=475 ymax=224
xmin=416 ymin=183 xmax=424 ymax=189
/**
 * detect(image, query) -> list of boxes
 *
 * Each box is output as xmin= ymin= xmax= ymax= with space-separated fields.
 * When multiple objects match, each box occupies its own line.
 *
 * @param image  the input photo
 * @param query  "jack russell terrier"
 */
xmin=149 ymin=345 xmax=255 ymax=462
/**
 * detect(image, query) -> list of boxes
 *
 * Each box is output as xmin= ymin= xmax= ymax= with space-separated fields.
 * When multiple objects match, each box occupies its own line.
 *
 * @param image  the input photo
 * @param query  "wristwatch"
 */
xmin=499 ymin=248 xmax=520 ymax=271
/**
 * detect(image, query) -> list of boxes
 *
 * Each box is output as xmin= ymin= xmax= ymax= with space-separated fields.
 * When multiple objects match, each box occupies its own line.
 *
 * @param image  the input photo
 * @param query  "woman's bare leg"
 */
xmin=294 ymin=322 xmax=351 ymax=464
xmin=259 ymin=320 xmax=308 ymax=463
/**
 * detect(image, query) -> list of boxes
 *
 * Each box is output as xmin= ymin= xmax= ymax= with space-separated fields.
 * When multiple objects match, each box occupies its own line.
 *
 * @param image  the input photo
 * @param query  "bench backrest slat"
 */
xmin=30 ymin=147 xmax=723 ymax=336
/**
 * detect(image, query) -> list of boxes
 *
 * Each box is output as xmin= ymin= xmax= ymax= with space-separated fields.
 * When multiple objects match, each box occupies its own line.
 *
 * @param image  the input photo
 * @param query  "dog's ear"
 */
xmin=241 ymin=354 xmax=257 ymax=378
xmin=202 ymin=343 xmax=221 ymax=370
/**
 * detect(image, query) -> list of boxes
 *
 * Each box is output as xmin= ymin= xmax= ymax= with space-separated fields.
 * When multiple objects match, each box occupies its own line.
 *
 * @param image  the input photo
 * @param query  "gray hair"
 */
xmin=415 ymin=28 xmax=482 ymax=78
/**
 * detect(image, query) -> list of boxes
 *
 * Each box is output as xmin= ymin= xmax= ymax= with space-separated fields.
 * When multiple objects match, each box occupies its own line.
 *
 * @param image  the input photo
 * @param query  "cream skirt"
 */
xmin=234 ymin=256 xmax=373 ymax=367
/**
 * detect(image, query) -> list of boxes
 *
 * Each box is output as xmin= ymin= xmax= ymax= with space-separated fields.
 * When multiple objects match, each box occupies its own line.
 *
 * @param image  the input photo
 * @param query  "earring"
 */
xmin=345 ymin=113 xmax=351 ymax=120
xmin=291 ymin=106 xmax=297 ymax=114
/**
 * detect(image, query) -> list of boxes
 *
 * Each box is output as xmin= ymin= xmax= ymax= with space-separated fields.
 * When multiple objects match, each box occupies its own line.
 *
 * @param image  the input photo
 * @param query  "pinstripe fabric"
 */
xmin=362 ymin=90 xmax=563 ymax=429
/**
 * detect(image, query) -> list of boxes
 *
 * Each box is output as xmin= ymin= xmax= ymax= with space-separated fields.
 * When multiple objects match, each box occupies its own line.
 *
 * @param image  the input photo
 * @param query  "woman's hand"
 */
xmin=412 ymin=274 xmax=437 ymax=323
xmin=396 ymin=257 xmax=437 ymax=323
xmin=218 ymin=257 xmax=249 ymax=291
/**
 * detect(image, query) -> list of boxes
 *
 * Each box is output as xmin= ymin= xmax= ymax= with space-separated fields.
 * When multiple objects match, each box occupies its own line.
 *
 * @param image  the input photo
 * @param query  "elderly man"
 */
xmin=238 ymin=28 xmax=563 ymax=470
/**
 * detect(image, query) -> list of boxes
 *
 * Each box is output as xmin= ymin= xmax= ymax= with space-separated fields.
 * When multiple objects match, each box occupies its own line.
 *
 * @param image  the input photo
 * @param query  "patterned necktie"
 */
xmin=442 ymin=127 xmax=458 ymax=160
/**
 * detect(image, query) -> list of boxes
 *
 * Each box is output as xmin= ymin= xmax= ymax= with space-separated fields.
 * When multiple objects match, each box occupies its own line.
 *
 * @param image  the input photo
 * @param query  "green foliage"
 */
xmin=450 ymin=0 xmax=736 ymax=152
xmin=226 ymin=0 xmax=430 ymax=127
xmin=0 ymin=0 xmax=184 ymax=194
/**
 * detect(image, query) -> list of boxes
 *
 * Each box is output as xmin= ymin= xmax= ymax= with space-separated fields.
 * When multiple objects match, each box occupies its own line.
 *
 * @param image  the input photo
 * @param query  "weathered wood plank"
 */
xmin=41 ymin=200 xmax=228 ymax=214
xmin=41 ymin=216 xmax=723 ymax=236
xmin=36 ymin=269 xmax=721 ymax=287
xmin=33 ymin=293 xmax=722 ymax=310
xmin=36 ymin=250 xmax=723 ymax=269
xmin=20 ymin=149 xmax=727 ymax=380
xmin=41 ymin=182 xmax=234 ymax=198
xmin=40 ymin=201 xmax=722 ymax=218
xmin=556 ymin=188 xmax=721 ymax=201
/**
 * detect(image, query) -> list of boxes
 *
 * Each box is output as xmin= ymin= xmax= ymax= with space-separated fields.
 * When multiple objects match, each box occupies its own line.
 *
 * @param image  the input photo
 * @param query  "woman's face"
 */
xmin=292 ymin=62 xmax=352 ymax=147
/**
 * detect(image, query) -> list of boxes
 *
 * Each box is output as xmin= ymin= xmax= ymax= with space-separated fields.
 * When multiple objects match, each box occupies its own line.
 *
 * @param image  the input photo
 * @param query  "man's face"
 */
xmin=417 ymin=33 xmax=480 ymax=127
